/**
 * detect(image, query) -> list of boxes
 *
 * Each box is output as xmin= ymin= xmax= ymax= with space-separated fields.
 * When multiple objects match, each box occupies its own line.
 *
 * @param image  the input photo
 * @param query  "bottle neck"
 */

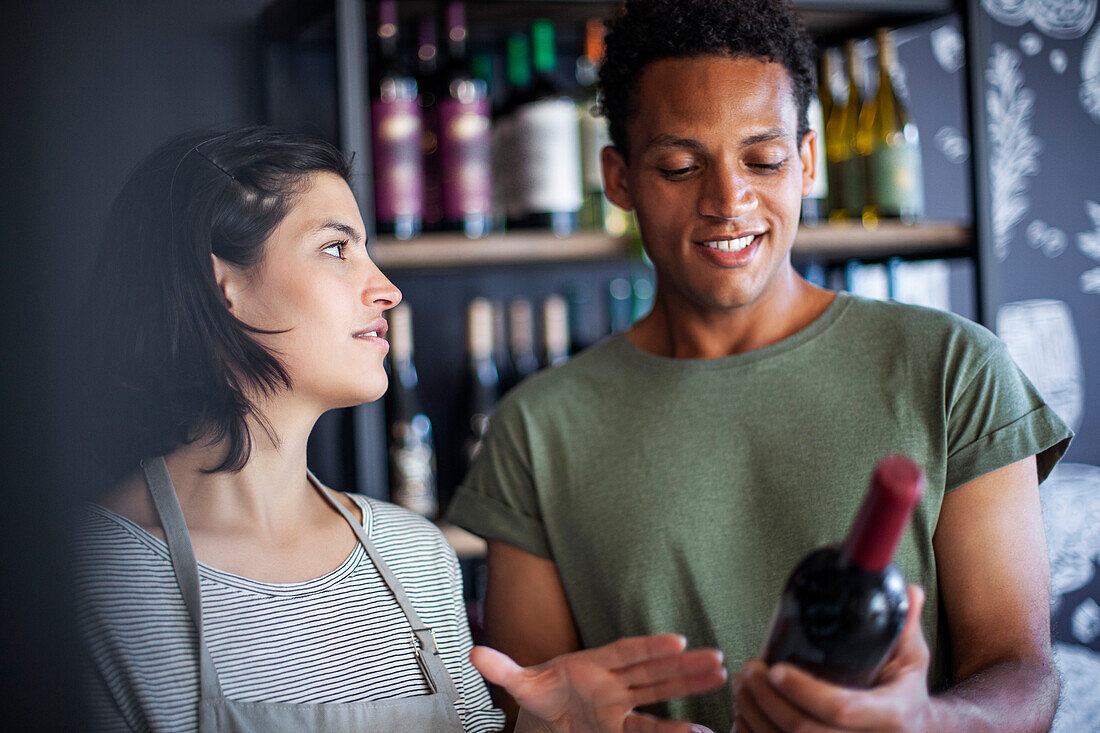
xmin=841 ymin=455 xmax=924 ymax=572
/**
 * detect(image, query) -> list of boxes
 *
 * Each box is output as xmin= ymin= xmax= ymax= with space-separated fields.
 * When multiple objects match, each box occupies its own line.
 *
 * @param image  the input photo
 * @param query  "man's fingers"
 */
xmin=617 ymin=649 xmax=726 ymax=687
xmin=469 ymin=645 xmax=527 ymax=691
xmin=733 ymin=681 xmax=782 ymax=733
xmin=743 ymin=660 xmax=839 ymax=733
xmin=623 ymin=711 xmax=715 ymax=733
xmin=628 ymin=666 xmax=729 ymax=708
xmin=767 ymin=662 xmax=912 ymax=728
xmin=584 ymin=634 xmax=689 ymax=669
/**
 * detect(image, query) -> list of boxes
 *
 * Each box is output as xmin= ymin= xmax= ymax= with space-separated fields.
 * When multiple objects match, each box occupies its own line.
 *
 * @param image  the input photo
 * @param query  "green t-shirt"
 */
xmin=446 ymin=292 xmax=1071 ymax=732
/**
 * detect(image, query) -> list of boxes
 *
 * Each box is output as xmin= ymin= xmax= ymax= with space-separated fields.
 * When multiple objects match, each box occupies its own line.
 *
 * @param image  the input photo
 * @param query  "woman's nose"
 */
xmin=362 ymin=261 xmax=402 ymax=310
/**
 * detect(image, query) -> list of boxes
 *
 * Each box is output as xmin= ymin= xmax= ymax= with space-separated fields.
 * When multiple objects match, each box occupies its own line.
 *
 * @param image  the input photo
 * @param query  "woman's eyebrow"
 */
xmin=312 ymin=221 xmax=364 ymax=244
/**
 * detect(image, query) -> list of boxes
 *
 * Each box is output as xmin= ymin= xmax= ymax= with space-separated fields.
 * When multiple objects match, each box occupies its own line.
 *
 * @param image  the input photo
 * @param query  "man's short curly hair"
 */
xmin=598 ymin=0 xmax=816 ymax=161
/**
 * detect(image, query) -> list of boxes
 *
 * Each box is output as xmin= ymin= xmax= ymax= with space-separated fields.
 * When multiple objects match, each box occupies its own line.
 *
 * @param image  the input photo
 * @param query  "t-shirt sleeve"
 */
xmin=944 ymin=336 xmax=1073 ymax=492
xmin=445 ymin=393 xmax=553 ymax=559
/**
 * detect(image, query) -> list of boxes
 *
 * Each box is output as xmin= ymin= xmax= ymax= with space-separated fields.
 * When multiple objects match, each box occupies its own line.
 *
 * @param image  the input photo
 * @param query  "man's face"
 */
xmin=605 ymin=55 xmax=814 ymax=314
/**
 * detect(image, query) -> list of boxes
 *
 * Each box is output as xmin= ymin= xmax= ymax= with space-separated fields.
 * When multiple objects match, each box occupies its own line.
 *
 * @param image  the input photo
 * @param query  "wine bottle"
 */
xmin=865 ymin=29 xmax=924 ymax=224
xmin=827 ymin=41 xmax=867 ymax=223
xmin=800 ymin=92 xmax=829 ymax=225
xmin=491 ymin=300 xmax=515 ymax=395
xmin=576 ymin=19 xmax=631 ymax=236
xmin=461 ymin=298 xmax=500 ymax=474
xmin=762 ymin=455 xmax=924 ymax=688
xmin=507 ymin=298 xmax=540 ymax=390
xmin=506 ymin=20 xmax=583 ymax=237
xmin=542 ymin=294 xmax=570 ymax=367
xmin=371 ymin=0 xmax=424 ymax=240
xmin=417 ymin=14 xmax=444 ymax=232
xmin=437 ymin=1 xmax=493 ymax=238
xmin=384 ymin=304 xmax=438 ymax=518
xmin=491 ymin=33 xmax=531 ymax=236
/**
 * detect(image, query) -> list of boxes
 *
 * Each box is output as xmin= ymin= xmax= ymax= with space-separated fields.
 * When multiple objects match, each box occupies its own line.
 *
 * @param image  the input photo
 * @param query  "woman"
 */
xmin=74 ymin=127 xmax=726 ymax=732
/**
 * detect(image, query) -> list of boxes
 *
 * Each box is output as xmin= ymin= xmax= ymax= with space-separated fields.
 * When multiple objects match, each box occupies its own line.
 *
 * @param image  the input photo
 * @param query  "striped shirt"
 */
xmin=74 ymin=493 xmax=504 ymax=732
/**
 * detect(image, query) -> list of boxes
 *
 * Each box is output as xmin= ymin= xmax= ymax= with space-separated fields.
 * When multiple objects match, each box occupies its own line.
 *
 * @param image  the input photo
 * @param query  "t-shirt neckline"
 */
xmin=613 ymin=290 xmax=853 ymax=371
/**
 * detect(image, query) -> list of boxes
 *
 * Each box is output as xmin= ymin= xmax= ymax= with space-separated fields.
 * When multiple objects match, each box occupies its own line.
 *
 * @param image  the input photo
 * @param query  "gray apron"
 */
xmin=141 ymin=456 xmax=465 ymax=732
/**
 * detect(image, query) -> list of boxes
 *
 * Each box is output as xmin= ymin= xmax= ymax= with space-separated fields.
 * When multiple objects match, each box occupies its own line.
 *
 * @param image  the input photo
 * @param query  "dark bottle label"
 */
xmin=438 ymin=95 xmax=492 ymax=222
xmin=372 ymin=97 xmax=424 ymax=224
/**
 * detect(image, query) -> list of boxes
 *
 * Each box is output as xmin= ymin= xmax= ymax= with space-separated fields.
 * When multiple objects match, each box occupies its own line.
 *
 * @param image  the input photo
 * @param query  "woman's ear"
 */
xmin=601 ymin=146 xmax=634 ymax=212
xmin=210 ymin=253 xmax=239 ymax=311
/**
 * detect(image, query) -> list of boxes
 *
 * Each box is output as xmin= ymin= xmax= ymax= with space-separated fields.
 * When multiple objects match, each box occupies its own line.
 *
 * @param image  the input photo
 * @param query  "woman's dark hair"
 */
xmin=598 ymin=0 xmax=816 ymax=161
xmin=88 ymin=126 xmax=351 ymax=480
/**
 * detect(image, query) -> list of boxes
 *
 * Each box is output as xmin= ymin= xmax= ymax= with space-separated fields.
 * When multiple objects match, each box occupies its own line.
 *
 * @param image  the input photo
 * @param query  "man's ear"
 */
xmin=799 ymin=129 xmax=817 ymax=198
xmin=210 ymin=253 xmax=240 ymax=311
xmin=601 ymin=146 xmax=634 ymax=212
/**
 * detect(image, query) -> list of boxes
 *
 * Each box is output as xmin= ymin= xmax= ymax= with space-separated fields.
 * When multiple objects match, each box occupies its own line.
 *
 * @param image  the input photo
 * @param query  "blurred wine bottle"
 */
xmin=438 ymin=2 xmax=493 ymax=238
xmin=864 ymin=29 xmax=924 ymax=224
xmin=576 ymin=19 xmax=630 ymax=237
xmin=417 ymin=14 xmax=443 ymax=231
xmin=371 ymin=0 xmax=423 ymax=240
xmin=801 ymin=92 xmax=829 ymax=225
xmin=385 ymin=304 xmax=438 ymax=518
xmin=505 ymin=20 xmax=583 ymax=236
xmin=491 ymin=300 xmax=515 ymax=394
xmin=461 ymin=298 xmax=500 ymax=475
xmin=543 ymin=294 xmax=570 ymax=367
xmin=507 ymin=298 xmax=540 ymax=391
xmin=828 ymin=41 xmax=867 ymax=222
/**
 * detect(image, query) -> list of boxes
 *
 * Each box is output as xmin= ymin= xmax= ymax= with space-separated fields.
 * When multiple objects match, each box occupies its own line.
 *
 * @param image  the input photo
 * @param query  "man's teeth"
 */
xmin=701 ymin=235 xmax=756 ymax=252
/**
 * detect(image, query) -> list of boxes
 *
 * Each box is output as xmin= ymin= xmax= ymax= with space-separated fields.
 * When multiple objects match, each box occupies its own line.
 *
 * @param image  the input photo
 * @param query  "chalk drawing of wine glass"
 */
xmin=996 ymin=299 xmax=1084 ymax=431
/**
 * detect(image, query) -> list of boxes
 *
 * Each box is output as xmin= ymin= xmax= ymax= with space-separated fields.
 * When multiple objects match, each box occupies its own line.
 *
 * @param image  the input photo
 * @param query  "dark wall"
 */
xmin=1 ymin=0 xmax=268 ymax=724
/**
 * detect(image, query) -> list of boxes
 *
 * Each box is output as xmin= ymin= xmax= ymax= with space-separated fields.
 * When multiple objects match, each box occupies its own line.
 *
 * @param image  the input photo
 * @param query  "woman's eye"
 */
xmin=322 ymin=241 xmax=349 ymax=260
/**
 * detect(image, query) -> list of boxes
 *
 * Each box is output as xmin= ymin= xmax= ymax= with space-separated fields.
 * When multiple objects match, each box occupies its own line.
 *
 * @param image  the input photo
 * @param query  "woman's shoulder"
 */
xmin=344 ymin=494 xmax=455 ymax=564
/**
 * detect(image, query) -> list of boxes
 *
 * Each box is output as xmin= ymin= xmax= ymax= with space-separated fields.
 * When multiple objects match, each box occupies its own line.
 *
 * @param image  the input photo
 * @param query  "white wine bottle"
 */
xmin=828 ymin=41 xmax=866 ymax=222
xmin=864 ymin=29 xmax=924 ymax=224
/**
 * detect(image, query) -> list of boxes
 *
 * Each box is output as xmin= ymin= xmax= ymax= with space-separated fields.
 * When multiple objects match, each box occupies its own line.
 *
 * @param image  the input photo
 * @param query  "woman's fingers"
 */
xmin=582 ymin=634 xmax=689 ymax=670
xmin=617 ymin=649 xmax=726 ymax=688
xmin=628 ymin=666 xmax=730 ymax=708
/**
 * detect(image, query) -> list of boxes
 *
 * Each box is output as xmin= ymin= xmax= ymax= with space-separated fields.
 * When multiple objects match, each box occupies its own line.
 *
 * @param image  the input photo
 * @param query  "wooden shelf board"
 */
xmin=793 ymin=221 xmax=972 ymax=259
xmin=372 ymin=230 xmax=633 ymax=269
xmin=371 ymin=222 xmax=971 ymax=269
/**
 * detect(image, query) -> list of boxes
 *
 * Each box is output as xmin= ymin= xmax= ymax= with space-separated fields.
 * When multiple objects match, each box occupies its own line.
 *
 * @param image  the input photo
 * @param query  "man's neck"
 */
xmin=627 ymin=272 xmax=835 ymax=359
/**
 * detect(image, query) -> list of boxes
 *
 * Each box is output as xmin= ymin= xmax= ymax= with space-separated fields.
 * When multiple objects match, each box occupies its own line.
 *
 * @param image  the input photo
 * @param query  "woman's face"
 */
xmin=226 ymin=172 xmax=400 ymax=410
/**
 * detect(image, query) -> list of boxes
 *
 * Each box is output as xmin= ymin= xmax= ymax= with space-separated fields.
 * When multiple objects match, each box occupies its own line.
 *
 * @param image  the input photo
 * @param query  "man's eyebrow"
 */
xmin=740 ymin=127 xmax=792 ymax=146
xmin=644 ymin=134 xmax=706 ymax=152
xmin=311 ymin=221 xmax=364 ymax=243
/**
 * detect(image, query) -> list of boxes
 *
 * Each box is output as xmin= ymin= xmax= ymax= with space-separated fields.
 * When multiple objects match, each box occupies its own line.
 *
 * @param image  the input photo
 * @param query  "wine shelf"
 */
xmin=372 ymin=221 xmax=971 ymax=269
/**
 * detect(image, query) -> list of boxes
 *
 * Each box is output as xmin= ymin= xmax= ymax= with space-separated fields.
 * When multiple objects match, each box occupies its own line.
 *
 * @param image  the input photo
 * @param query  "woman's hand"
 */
xmin=470 ymin=633 xmax=727 ymax=733
xmin=731 ymin=585 xmax=935 ymax=733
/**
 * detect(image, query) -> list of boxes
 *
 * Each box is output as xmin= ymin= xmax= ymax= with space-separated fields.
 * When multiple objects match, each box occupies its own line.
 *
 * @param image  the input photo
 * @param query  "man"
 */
xmin=447 ymin=1 xmax=1072 ymax=730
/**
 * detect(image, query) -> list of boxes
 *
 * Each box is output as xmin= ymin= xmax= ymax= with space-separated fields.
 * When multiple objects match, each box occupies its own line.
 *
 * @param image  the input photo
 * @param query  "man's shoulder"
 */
xmin=837 ymin=295 xmax=1002 ymax=356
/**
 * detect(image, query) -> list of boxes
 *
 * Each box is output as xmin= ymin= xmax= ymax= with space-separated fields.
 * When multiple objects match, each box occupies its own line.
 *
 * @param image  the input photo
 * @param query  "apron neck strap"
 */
xmin=141 ymin=457 xmax=223 ymax=699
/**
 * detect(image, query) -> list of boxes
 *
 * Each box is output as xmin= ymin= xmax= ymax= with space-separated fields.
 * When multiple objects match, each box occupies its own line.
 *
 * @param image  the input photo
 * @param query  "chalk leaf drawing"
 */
xmin=1052 ymin=642 xmax=1100 ymax=732
xmin=1026 ymin=218 xmax=1069 ymax=256
xmin=982 ymin=0 xmax=1097 ymax=38
xmin=1079 ymin=200 xmax=1100 ymax=293
xmin=931 ymin=24 xmax=965 ymax=73
xmin=1072 ymin=596 xmax=1100 ymax=644
xmin=996 ymin=299 xmax=1084 ymax=431
xmin=934 ymin=126 xmax=971 ymax=163
xmin=987 ymin=44 xmax=1041 ymax=261
xmin=1050 ymin=48 xmax=1070 ymax=73
xmin=1083 ymin=25 xmax=1100 ymax=123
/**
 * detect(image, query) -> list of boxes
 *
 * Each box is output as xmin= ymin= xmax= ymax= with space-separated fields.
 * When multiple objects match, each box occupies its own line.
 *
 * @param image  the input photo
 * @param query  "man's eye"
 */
xmin=750 ymin=161 xmax=785 ymax=172
xmin=322 ymin=241 xmax=349 ymax=260
xmin=659 ymin=166 xmax=696 ymax=178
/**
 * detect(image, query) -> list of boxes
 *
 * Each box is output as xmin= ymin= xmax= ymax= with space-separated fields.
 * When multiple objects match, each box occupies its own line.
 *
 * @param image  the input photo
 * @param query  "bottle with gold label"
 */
xmin=863 ymin=29 xmax=924 ymax=224
xmin=827 ymin=41 xmax=867 ymax=222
